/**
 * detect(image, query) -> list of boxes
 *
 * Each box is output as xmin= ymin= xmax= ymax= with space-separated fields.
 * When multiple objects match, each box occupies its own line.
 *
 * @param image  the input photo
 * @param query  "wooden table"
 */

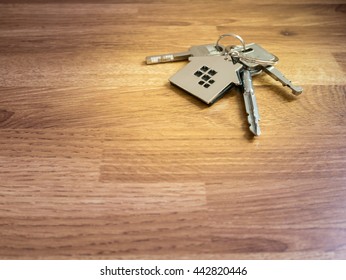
xmin=0 ymin=0 xmax=345 ymax=259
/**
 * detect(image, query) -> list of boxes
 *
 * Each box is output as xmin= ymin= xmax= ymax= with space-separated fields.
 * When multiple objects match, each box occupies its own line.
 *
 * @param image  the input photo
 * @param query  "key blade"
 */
xmin=146 ymin=51 xmax=190 ymax=64
xmin=242 ymin=69 xmax=261 ymax=136
xmin=264 ymin=66 xmax=303 ymax=95
xmin=247 ymin=93 xmax=261 ymax=136
xmin=146 ymin=44 xmax=224 ymax=65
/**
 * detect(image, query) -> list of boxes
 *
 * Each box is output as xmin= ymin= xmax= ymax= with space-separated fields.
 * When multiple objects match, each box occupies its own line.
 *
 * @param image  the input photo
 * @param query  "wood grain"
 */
xmin=0 ymin=0 xmax=345 ymax=259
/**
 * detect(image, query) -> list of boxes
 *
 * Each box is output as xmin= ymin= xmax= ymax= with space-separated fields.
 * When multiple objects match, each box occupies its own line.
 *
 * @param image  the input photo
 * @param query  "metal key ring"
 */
xmin=216 ymin=33 xmax=246 ymax=51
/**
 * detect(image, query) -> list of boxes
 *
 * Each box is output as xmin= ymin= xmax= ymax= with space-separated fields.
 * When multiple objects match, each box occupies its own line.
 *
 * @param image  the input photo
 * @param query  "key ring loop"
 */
xmin=216 ymin=33 xmax=246 ymax=51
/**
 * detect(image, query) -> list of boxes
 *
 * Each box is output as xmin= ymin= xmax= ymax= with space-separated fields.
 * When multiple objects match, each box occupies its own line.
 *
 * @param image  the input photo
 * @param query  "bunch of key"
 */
xmin=145 ymin=33 xmax=303 ymax=136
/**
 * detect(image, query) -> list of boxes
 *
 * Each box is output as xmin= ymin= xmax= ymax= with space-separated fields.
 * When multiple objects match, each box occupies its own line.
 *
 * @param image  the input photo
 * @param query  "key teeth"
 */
xmin=249 ymin=124 xmax=261 ymax=136
xmin=146 ymin=54 xmax=175 ymax=64
xmin=246 ymin=114 xmax=261 ymax=136
xmin=145 ymin=56 xmax=158 ymax=64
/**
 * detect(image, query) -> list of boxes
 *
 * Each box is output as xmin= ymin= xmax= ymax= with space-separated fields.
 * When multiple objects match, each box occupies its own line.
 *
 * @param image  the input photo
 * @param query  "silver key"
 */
xmin=146 ymin=44 xmax=224 ymax=65
xmin=263 ymin=66 xmax=303 ymax=95
xmin=226 ymin=43 xmax=278 ymax=69
xmin=169 ymin=55 xmax=243 ymax=104
xmin=242 ymin=69 xmax=261 ymax=136
xmin=226 ymin=44 xmax=269 ymax=135
xmin=230 ymin=43 xmax=303 ymax=95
